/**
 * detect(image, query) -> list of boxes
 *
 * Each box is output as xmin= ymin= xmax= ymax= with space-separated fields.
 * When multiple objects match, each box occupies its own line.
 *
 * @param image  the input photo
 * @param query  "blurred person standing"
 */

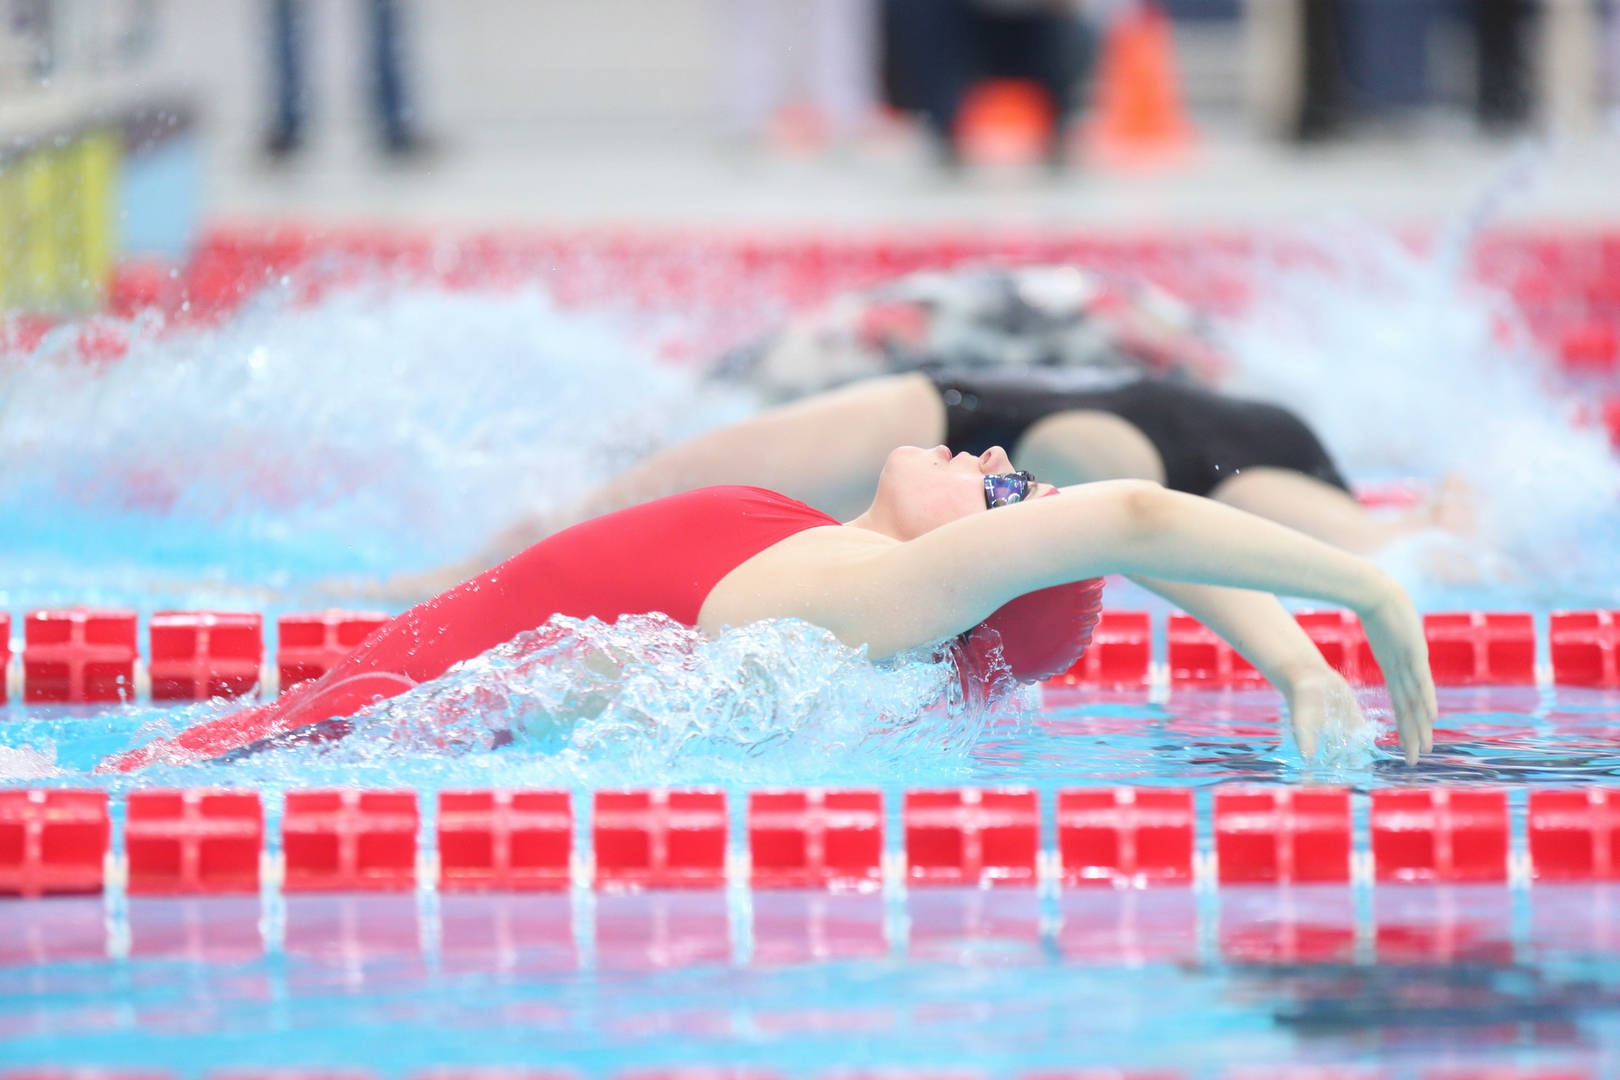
xmin=722 ymin=0 xmax=879 ymax=147
xmin=266 ymin=0 xmax=425 ymax=159
xmin=1473 ymin=0 xmax=1531 ymax=132
xmin=883 ymin=0 xmax=1098 ymax=166
xmin=1293 ymin=0 xmax=1348 ymax=141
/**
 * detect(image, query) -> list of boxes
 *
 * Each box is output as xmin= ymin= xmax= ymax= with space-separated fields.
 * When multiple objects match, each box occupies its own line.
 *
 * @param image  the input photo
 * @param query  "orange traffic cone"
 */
xmin=1083 ymin=0 xmax=1195 ymax=167
xmin=955 ymin=78 xmax=1056 ymax=166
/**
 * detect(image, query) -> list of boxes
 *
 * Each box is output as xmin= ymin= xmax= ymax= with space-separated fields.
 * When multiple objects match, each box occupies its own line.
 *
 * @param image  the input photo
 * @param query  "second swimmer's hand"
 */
xmin=1281 ymin=667 xmax=1365 ymax=761
xmin=1357 ymin=575 xmax=1438 ymax=765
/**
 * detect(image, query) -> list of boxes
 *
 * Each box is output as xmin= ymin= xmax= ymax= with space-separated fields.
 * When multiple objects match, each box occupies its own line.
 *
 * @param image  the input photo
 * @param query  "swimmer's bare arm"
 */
xmin=706 ymin=479 xmax=1435 ymax=762
xmin=1126 ymin=577 xmax=1362 ymax=760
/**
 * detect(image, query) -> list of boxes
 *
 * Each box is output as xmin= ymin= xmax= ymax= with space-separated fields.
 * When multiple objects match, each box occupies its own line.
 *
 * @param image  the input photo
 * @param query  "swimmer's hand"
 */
xmin=1281 ymin=668 xmax=1364 ymax=761
xmin=1356 ymin=577 xmax=1438 ymax=765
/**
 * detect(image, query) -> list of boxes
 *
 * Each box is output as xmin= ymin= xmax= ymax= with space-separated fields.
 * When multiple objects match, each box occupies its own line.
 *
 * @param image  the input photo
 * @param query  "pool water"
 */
xmin=3 ymin=220 xmax=1620 ymax=1075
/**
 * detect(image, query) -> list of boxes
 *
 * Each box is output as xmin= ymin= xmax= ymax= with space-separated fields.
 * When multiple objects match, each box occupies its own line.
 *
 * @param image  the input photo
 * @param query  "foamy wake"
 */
xmin=1220 ymin=224 xmax=1620 ymax=607
xmin=171 ymin=614 xmax=1031 ymax=789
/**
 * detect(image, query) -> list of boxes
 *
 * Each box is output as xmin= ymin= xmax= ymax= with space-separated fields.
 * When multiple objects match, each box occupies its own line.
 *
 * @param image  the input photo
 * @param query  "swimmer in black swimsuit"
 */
xmin=928 ymin=370 xmax=1350 ymax=498
xmin=382 ymin=371 xmax=1466 ymax=600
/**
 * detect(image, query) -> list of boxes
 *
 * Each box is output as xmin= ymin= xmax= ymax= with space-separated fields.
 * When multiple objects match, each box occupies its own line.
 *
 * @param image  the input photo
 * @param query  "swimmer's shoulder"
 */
xmin=698 ymin=521 xmax=893 ymax=635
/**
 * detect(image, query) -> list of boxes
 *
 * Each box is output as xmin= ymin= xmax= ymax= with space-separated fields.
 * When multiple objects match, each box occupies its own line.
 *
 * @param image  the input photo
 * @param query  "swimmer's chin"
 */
xmin=0 ymin=744 xmax=68 ymax=781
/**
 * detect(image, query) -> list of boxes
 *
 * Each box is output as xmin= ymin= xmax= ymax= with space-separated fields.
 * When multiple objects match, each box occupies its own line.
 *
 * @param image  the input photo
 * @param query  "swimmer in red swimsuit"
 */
xmin=101 ymin=445 xmax=1438 ymax=772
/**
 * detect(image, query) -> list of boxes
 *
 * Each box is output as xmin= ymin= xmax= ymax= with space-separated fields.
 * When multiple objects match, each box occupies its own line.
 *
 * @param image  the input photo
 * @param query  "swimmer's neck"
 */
xmin=844 ymin=482 xmax=1061 ymax=542
xmin=844 ymin=504 xmax=902 ymax=541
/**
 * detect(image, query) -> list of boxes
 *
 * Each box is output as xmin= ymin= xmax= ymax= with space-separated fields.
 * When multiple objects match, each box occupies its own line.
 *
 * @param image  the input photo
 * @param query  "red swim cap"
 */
xmin=965 ymin=575 xmax=1107 ymax=684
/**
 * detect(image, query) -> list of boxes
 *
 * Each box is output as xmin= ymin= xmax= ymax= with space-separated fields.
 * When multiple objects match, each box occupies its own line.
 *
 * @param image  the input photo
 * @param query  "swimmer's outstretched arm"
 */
xmin=708 ymin=479 xmax=1436 ymax=762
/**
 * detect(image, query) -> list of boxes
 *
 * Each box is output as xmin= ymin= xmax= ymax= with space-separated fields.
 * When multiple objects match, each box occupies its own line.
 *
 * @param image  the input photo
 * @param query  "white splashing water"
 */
xmin=0 ymin=284 xmax=753 ymax=606
xmin=61 ymin=614 xmax=1023 ymax=789
xmin=1220 ymin=223 xmax=1620 ymax=608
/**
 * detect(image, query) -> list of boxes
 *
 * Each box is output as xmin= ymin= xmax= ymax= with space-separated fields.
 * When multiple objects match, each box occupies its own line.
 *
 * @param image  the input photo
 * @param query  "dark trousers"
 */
xmin=884 ymin=0 xmax=1094 ymax=139
xmin=1295 ymin=0 xmax=1347 ymax=140
xmin=270 ymin=0 xmax=411 ymax=144
xmin=1473 ymin=0 xmax=1531 ymax=128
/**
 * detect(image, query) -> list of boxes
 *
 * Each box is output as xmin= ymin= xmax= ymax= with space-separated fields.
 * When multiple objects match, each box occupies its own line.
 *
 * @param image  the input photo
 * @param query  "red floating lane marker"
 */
xmin=282 ymin=790 xmax=418 ymax=892
xmin=1559 ymin=319 xmax=1620 ymax=375
xmin=593 ymin=790 xmax=728 ymax=890
xmin=1213 ymin=787 xmax=1352 ymax=884
xmin=615 ymin=1071 xmax=785 ymax=1080
xmin=1167 ymin=613 xmax=1266 ymax=688
xmin=149 ymin=611 xmax=264 ymax=701
xmin=0 ymin=789 xmax=109 ymax=896
xmin=1057 ymin=788 xmax=1195 ymax=887
xmin=23 ymin=609 xmax=137 ymax=704
xmin=0 ymin=611 xmax=9 ymax=704
xmin=1528 ymin=788 xmax=1620 ymax=882
xmin=1549 ymin=610 xmax=1620 ymax=688
xmin=1422 ymin=612 xmax=1536 ymax=686
xmin=1047 ymin=610 xmax=1152 ymax=688
xmin=437 ymin=790 xmax=572 ymax=892
xmin=126 ymin=789 xmax=263 ymax=895
xmin=1024 ymin=1071 xmax=1186 ymax=1080
xmin=748 ymin=789 xmax=883 ymax=890
xmin=212 ymin=1071 xmax=379 ymax=1080
xmin=1295 ymin=610 xmax=1380 ymax=685
xmin=1370 ymin=789 xmax=1509 ymax=883
xmin=904 ymin=788 xmax=1039 ymax=888
xmin=276 ymin=611 xmax=389 ymax=691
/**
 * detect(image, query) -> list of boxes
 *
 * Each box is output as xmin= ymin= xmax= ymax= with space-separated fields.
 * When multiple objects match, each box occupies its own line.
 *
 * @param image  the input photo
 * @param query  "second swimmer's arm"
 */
xmin=1127 ymin=577 xmax=1363 ymax=760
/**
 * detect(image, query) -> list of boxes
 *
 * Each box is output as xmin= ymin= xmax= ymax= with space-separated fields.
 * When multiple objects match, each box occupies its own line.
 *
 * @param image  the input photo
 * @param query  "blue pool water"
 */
xmin=3 ymin=222 xmax=1620 ymax=1075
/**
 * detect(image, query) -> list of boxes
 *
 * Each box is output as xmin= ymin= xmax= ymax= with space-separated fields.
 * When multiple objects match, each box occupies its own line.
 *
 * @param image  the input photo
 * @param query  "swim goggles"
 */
xmin=983 ymin=470 xmax=1035 ymax=509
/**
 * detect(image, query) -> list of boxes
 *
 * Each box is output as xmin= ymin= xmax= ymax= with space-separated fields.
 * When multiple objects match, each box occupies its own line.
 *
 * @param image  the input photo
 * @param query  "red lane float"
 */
xmin=593 ymin=790 xmax=728 ymax=890
xmin=282 ymin=790 xmax=419 ymax=892
xmin=1423 ymin=612 xmax=1536 ymax=686
xmin=1527 ymin=788 xmax=1620 ymax=882
xmin=1057 ymin=788 xmax=1195 ymax=887
xmin=276 ymin=611 xmax=389 ymax=690
xmin=904 ymin=788 xmax=1039 ymax=888
xmin=23 ymin=609 xmax=137 ymax=703
xmin=1167 ymin=614 xmax=1264 ymax=688
xmin=148 ymin=611 xmax=264 ymax=700
xmin=0 ymin=789 xmax=109 ymax=896
xmin=0 ymin=611 xmax=9 ymax=704
xmin=437 ymin=790 xmax=572 ymax=891
xmin=1295 ymin=610 xmax=1380 ymax=685
xmin=748 ymin=789 xmax=884 ymax=890
xmin=1549 ymin=610 xmax=1620 ymax=688
xmin=1047 ymin=610 xmax=1152 ymax=688
xmin=1369 ymin=789 xmax=1509 ymax=883
xmin=1213 ymin=787 xmax=1352 ymax=884
xmin=126 ymin=789 xmax=263 ymax=894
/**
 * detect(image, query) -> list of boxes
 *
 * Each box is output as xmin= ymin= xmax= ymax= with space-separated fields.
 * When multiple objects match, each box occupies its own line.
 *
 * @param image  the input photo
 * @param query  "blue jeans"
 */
xmin=270 ymin=0 xmax=411 ymax=145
